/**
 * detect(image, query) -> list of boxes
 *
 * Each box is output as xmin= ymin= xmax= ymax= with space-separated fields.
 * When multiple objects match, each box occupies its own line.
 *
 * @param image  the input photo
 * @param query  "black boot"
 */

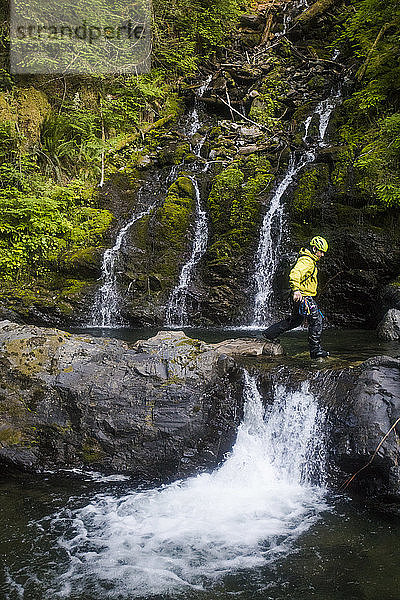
xmin=310 ymin=349 xmax=329 ymax=359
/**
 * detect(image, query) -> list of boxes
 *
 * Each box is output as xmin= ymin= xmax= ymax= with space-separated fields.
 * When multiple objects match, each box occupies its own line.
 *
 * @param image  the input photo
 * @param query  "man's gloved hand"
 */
xmin=293 ymin=290 xmax=302 ymax=302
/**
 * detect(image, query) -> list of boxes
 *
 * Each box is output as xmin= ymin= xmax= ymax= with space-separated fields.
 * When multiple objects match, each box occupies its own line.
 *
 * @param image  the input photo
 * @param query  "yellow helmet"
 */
xmin=310 ymin=236 xmax=328 ymax=252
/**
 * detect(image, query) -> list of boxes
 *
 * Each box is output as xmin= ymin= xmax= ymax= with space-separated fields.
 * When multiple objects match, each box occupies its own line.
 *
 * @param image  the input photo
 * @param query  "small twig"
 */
xmin=225 ymin=88 xmax=235 ymax=122
xmin=356 ymin=23 xmax=391 ymax=82
xmin=215 ymin=94 xmax=269 ymax=130
xmin=339 ymin=417 xmax=400 ymax=491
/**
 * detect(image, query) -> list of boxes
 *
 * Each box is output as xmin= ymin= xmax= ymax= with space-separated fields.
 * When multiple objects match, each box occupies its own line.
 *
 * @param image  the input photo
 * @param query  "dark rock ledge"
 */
xmin=0 ymin=321 xmax=281 ymax=481
xmin=0 ymin=320 xmax=399 ymax=506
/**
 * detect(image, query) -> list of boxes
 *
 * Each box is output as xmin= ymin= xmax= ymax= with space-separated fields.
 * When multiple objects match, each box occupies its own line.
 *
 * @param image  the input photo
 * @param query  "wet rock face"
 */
xmin=377 ymin=309 xmax=400 ymax=341
xmin=0 ymin=322 xmax=247 ymax=481
xmin=255 ymin=355 xmax=400 ymax=503
xmin=327 ymin=356 xmax=400 ymax=501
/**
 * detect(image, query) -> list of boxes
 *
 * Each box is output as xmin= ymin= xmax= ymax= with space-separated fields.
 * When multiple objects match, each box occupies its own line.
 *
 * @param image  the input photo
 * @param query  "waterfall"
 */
xmin=164 ymin=77 xmax=211 ymax=327
xmin=53 ymin=372 xmax=327 ymax=598
xmin=89 ymin=206 xmax=154 ymax=327
xmin=250 ymin=90 xmax=341 ymax=327
xmin=187 ymin=75 xmax=212 ymax=139
xmin=165 ymin=177 xmax=208 ymax=327
xmin=252 ymin=150 xmax=316 ymax=327
xmin=282 ymin=0 xmax=309 ymax=34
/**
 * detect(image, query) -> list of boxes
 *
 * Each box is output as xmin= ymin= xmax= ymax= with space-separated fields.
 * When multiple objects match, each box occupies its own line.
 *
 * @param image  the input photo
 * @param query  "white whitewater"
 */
xmin=55 ymin=373 xmax=327 ymax=598
xmin=165 ymin=177 xmax=208 ymax=326
xmin=90 ymin=205 xmax=153 ymax=328
xmin=252 ymin=150 xmax=316 ymax=327
xmin=251 ymin=90 xmax=341 ymax=327
xmin=187 ymin=75 xmax=213 ymax=140
xmin=165 ymin=77 xmax=211 ymax=327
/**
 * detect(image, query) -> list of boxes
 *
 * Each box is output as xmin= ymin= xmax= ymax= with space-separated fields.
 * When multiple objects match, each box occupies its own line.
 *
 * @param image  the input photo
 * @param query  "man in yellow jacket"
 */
xmin=263 ymin=236 xmax=329 ymax=358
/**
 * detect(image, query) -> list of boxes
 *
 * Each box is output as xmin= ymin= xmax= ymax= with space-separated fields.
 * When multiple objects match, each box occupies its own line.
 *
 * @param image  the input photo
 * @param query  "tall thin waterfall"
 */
xmin=165 ymin=177 xmax=208 ymax=326
xmin=165 ymin=77 xmax=211 ymax=327
xmin=54 ymin=373 xmax=327 ymax=598
xmin=251 ymin=91 xmax=341 ymax=327
xmin=90 ymin=206 xmax=154 ymax=327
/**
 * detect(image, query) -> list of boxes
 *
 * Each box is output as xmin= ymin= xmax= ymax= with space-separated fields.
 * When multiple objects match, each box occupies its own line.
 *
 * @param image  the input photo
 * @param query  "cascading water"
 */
xmin=165 ymin=176 xmax=208 ymax=327
xmin=89 ymin=205 xmax=154 ymax=328
xmin=187 ymin=75 xmax=212 ymax=140
xmin=165 ymin=78 xmax=211 ymax=327
xmin=282 ymin=0 xmax=309 ymax=34
xmin=250 ymin=90 xmax=341 ymax=327
xmin=47 ymin=372 xmax=327 ymax=598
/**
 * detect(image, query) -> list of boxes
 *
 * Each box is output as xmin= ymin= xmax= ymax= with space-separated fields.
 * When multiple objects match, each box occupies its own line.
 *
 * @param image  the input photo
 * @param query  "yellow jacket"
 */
xmin=289 ymin=248 xmax=319 ymax=296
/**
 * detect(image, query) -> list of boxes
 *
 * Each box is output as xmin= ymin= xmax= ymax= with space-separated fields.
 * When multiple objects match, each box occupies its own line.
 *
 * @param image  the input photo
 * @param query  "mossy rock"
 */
xmin=60 ymin=247 xmax=103 ymax=278
xmin=60 ymin=279 xmax=94 ymax=301
xmin=209 ymin=126 xmax=223 ymax=140
xmin=0 ymin=93 xmax=16 ymax=124
xmin=291 ymin=164 xmax=330 ymax=217
xmin=0 ymin=426 xmax=25 ymax=446
xmin=81 ymin=438 xmax=106 ymax=464
xmin=158 ymin=177 xmax=196 ymax=246
xmin=307 ymin=75 xmax=327 ymax=93
xmin=292 ymin=101 xmax=316 ymax=125
xmin=16 ymin=87 xmax=51 ymax=148
xmin=174 ymin=142 xmax=191 ymax=164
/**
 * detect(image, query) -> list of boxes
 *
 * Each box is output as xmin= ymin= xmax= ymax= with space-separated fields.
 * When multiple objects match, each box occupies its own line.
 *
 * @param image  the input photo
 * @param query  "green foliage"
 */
xmin=40 ymin=110 xmax=104 ymax=181
xmin=292 ymin=165 xmax=329 ymax=218
xmin=331 ymin=0 xmax=400 ymax=208
xmin=0 ymin=177 xmax=112 ymax=279
xmin=152 ymin=0 xmax=247 ymax=76
xmin=0 ymin=0 xmax=249 ymax=289
xmin=248 ymin=66 xmax=288 ymax=127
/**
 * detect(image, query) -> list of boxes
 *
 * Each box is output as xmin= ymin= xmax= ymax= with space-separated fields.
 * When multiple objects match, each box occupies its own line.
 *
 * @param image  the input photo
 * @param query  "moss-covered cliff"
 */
xmin=0 ymin=0 xmax=398 ymax=328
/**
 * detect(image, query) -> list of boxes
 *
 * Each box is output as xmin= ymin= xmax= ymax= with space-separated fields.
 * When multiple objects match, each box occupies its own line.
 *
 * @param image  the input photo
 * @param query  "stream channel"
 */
xmin=1 ymin=329 xmax=399 ymax=600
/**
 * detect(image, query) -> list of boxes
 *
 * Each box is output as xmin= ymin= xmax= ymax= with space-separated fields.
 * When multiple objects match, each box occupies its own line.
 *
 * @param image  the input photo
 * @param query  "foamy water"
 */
xmin=46 ymin=373 xmax=328 ymax=598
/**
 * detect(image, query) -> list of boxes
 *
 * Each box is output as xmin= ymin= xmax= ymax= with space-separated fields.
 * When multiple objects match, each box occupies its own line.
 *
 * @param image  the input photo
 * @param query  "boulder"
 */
xmin=328 ymin=356 xmax=400 ymax=501
xmin=0 ymin=323 xmax=282 ymax=480
xmin=377 ymin=309 xmax=400 ymax=341
xmin=209 ymin=337 xmax=283 ymax=357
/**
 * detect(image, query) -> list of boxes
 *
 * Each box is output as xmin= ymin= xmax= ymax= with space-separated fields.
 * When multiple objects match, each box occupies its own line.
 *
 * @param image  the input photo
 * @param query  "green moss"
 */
xmin=291 ymin=164 xmax=329 ymax=217
xmin=174 ymin=142 xmax=191 ymax=164
xmin=208 ymin=165 xmax=244 ymax=235
xmin=307 ymin=75 xmax=327 ymax=93
xmin=5 ymin=335 xmax=64 ymax=375
xmin=81 ymin=438 xmax=106 ymax=464
xmin=209 ymin=126 xmax=223 ymax=140
xmin=206 ymin=156 xmax=273 ymax=268
xmin=248 ymin=66 xmax=288 ymax=127
xmin=390 ymin=276 xmax=400 ymax=287
xmin=16 ymin=87 xmax=51 ymax=148
xmin=0 ymin=426 xmax=24 ymax=445
xmin=0 ymin=93 xmax=16 ymax=124
xmin=158 ymin=177 xmax=196 ymax=246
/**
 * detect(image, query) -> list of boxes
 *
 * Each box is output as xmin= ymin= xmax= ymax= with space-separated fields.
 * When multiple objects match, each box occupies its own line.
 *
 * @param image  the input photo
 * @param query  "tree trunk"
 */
xmin=295 ymin=0 xmax=342 ymax=28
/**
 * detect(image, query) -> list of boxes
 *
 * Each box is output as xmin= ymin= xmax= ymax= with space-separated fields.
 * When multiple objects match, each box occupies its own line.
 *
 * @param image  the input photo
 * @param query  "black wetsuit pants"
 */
xmin=263 ymin=296 xmax=324 ymax=355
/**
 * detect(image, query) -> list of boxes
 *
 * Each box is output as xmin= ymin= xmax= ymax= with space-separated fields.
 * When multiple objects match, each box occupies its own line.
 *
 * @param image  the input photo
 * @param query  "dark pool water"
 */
xmin=1 ymin=473 xmax=400 ymax=600
xmin=1 ymin=327 xmax=399 ymax=599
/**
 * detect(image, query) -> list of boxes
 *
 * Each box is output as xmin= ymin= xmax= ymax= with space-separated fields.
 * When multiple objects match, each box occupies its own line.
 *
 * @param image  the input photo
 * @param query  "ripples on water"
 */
xmin=3 ymin=374 xmax=330 ymax=599
xmin=2 ymin=363 xmax=400 ymax=599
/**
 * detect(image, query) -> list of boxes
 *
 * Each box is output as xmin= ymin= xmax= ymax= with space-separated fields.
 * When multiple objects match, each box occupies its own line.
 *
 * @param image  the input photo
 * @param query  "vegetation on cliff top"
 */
xmin=332 ymin=0 xmax=400 ymax=209
xmin=0 ymin=0 xmax=248 ymax=285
